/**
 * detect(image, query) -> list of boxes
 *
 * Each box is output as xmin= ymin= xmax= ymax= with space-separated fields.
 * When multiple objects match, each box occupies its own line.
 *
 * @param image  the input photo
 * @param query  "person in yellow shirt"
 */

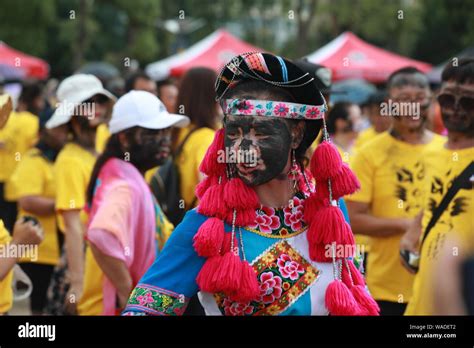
xmin=8 ymin=110 xmax=68 ymax=314
xmin=0 ymin=94 xmax=43 ymax=314
xmin=401 ymin=58 xmax=474 ymax=315
xmin=346 ymin=67 xmax=446 ymax=315
xmin=0 ymin=83 xmax=42 ymax=232
xmin=44 ymin=74 xmax=115 ymax=315
xmin=354 ymin=90 xmax=392 ymax=151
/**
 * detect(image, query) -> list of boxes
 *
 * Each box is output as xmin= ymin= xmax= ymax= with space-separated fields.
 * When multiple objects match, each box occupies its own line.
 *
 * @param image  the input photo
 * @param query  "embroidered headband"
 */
xmin=221 ymin=98 xmax=327 ymax=120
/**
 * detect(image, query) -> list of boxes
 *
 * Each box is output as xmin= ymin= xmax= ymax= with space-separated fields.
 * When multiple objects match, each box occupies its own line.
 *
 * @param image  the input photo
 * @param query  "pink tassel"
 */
xmin=199 ymin=129 xmax=226 ymax=176
xmin=331 ymin=163 xmax=361 ymax=199
xmin=193 ymin=217 xmax=225 ymax=257
xmin=310 ymin=141 xmax=343 ymax=181
xmin=325 ymin=279 xmax=360 ymax=316
xmin=197 ymin=182 xmax=227 ymax=218
xmin=223 ymin=178 xmax=259 ymax=210
xmin=213 ymin=251 xmax=242 ymax=294
xmin=351 ymin=285 xmax=380 ymax=316
xmin=196 ymin=256 xmax=222 ymax=293
xmin=228 ymin=261 xmax=260 ymax=303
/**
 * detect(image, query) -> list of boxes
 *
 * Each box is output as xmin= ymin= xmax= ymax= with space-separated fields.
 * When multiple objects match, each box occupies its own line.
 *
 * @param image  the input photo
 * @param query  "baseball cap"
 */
xmin=109 ymin=90 xmax=190 ymax=134
xmin=46 ymin=74 xmax=116 ymax=129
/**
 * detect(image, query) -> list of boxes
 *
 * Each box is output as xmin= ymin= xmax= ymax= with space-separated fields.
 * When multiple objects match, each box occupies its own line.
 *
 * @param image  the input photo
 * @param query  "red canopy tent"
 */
xmin=0 ymin=41 xmax=49 ymax=80
xmin=306 ymin=32 xmax=432 ymax=83
xmin=146 ymin=29 xmax=263 ymax=80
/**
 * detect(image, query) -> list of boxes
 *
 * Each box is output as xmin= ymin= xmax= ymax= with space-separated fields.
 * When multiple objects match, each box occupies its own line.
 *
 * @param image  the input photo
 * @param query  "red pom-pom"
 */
xmin=196 ymin=256 xmax=223 ymax=293
xmin=303 ymin=195 xmax=326 ymax=224
xmin=221 ymin=232 xmax=238 ymax=255
xmin=195 ymin=175 xmax=219 ymax=200
xmin=228 ymin=261 xmax=260 ymax=303
xmin=310 ymin=141 xmax=343 ymax=181
xmin=307 ymin=205 xmax=355 ymax=262
xmin=351 ymin=285 xmax=380 ymax=316
xmin=223 ymin=178 xmax=259 ymax=210
xmin=199 ymin=129 xmax=226 ymax=176
xmin=347 ymin=259 xmax=365 ymax=286
xmin=331 ymin=163 xmax=361 ymax=199
xmin=193 ymin=217 xmax=225 ymax=257
xmin=213 ymin=251 xmax=242 ymax=294
xmin=325 ymin=279 xmax=360 ymax=316
xmin=314 ymin=179 xmax=330 ymax=201
xmin=223 ymin=209 xmax=256 ymax=227
xmin=197 ymin=182 xmax=227 ymax=218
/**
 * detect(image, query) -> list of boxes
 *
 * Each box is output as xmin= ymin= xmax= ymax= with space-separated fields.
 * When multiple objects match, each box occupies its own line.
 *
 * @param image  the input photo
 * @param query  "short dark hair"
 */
xmin=124 ymin=70 xmax=152 ymax=92
xmin=387 ymin=66 xmax=429 ymax=90
xmin=326 ymin=102 xmax=353 ymax=135
xmin=18 ymin=81 xmax=43 ymax=107
xmin=441 ymin=58 xmax=474 ymax=84
xmin=156 ymin=78 xmax=176 ymax=98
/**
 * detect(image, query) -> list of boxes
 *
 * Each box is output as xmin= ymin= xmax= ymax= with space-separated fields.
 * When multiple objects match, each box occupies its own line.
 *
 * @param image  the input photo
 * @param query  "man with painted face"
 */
xmin=82 ymin=91 xmax=189 ymax=315
xmin=402 ymin=58 xmax=474 ymax=315
xmin=123 ymin=53 xmax=379 ymax=316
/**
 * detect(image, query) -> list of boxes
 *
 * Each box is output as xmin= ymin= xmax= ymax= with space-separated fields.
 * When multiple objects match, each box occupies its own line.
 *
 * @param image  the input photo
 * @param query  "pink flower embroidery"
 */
xmin=256 ymin=108 xmax=266 ymax=116
xmin=259 ymin=271 xmax=283 ymax=304
xmin=247 ymin=207 xmax=280 ymax=234
xmin=237 ymin=100 xmax=254 ymax=115
xmin=305 ymin=107 xmax=321 ymax=119
xmin=283 ymin=196 xmax=305 ymax=231
xmin=223 ymin=298 xmax=254 ymax=316
xmin=137 ymin=292 xmax=155 ymax=306
xmin=277 ymin=254 xmax=305 ymax=280
xmin=274 ymin=103 xmax=289 ymax=117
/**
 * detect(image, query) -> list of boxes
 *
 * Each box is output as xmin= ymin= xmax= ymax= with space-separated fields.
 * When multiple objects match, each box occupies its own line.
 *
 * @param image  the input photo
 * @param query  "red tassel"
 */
xmin=228 ymin=261 xmax=260 ymax=303
xmin=307 ymin=205 xmax=355 ymax=262
xmin=303 ymin=195 xmax=326 ymax=224
xmin=223 ymin=178 xmax=259 ymax=210
xmin=331 ymin=163 xmax=361 ymax=199
xmin=212 ymin=252 xmax=242 ymax=294
xmin=221 ymin=232 xmax=238 ymax=256
xmin=196 ymin=256 xmax=223 ymax=293
xmin=197 ymin=182 xmax=227 ymax=218
xmin=199 ymin=129 xmax=226 ymax=176
xmin=310 ymin=141 xmax=343 ymax=181
xmin=314 ymin=179 xmax=330 ymax=201
xmin=351 ymin=285 xmax=380 ymax=316
xmin=223 ymin=209 xmax=256 ymax=227
xmin=193 ymin=217 xmax=225 ymax=257
xmin=347 ymin=259 xmax=365 ymax=286
xmin=195 ymin=175 xmax=219 ymax=200
xmin=325 ymin=279 xmax=360 ymax=315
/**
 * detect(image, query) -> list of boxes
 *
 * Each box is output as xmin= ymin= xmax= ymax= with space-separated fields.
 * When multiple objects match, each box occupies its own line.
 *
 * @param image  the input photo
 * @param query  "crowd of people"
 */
xmin=0 ymin=53 xmax=472 ymax=316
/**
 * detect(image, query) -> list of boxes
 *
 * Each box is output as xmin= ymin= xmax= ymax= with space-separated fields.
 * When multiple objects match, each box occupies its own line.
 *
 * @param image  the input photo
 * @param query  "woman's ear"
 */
xmin=291 ymin=121 xmax=306 ymax=149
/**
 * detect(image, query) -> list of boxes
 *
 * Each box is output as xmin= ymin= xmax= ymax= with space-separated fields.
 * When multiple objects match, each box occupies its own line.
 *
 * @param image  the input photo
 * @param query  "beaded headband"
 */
xmin=221 ymin=98 xmax=327 ymax=120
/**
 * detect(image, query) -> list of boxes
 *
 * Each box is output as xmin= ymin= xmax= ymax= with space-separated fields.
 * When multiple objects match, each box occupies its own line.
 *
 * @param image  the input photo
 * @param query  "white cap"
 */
xmin=109 ymin=90 xmax=190 ymax=134
xmin=46 ymin=74 xmax=116 ymax=129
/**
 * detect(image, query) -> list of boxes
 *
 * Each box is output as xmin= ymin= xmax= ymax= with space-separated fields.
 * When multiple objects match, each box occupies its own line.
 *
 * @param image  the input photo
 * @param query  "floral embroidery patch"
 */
xmin=222 ymin=98 xmax=327 ymax=120
xmin=214 ymin=241 xmax=319 ymax=316
xmin=246 ymin=193 xmax=307 ymax=238
xmin=124 ymin=284 xmax=188 ymax=316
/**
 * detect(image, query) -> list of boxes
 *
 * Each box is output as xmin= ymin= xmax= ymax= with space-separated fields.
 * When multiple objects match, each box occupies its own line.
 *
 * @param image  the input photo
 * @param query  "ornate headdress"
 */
xmin=192 ymin=52 xmax=379 ymax=315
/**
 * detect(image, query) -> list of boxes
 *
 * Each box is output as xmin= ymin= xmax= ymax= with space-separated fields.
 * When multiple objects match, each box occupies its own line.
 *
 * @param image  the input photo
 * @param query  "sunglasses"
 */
xmin=84 ymin=94 xmax=110 ymax=105
xmin=437 ymin=93 xmax=474 ymax=113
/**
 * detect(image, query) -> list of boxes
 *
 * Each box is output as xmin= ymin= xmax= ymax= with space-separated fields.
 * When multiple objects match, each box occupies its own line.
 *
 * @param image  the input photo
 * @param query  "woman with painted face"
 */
xmin=82 ymin=91 xmax=189 ymax=315
xmin=123 ymin=53 xmax=379 ymax=316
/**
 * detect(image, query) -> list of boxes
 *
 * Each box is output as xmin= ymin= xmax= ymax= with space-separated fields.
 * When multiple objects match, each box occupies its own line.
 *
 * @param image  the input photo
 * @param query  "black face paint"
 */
xmin=128 ymin=128 xmax=171 ymax=172
xmin=224 ymin=115 xmax=292 ymax=186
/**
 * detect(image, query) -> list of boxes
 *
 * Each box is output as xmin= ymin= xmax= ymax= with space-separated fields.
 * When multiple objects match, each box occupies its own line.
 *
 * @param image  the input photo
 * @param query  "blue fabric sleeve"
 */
xmin=338 ymin=198 xmax=350 ymax=223
xmin=122 ymin=209 xmax=207 ymax=316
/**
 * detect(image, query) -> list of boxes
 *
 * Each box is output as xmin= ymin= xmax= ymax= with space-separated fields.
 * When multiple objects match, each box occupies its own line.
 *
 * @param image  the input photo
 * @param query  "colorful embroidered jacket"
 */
xmin=123 ymin=196 xmax=351 ymax=316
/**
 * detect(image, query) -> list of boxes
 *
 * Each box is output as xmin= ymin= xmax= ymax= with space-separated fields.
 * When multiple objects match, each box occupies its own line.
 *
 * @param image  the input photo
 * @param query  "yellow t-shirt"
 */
xmin=8 ymin=148 xmax=59 ymax=265
xmin=95 ymin=123 xmax=110 ymax=154
xmin=54 ymin=142 xmax=96 ymax=232
xmin=176 ymin=127 xmax=216 ymax=207
xmin=353 ymin=126 xmax=379 ymax=151
xmin=348 ymin=131 xmax=446 ymax=303
xmin=0 ymin=111 xmax=39 ymax=188
xmin=0 ymin=220 xmax=13 ymax=313
xmin=406 ymin=144 xmax=474 ymax=315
